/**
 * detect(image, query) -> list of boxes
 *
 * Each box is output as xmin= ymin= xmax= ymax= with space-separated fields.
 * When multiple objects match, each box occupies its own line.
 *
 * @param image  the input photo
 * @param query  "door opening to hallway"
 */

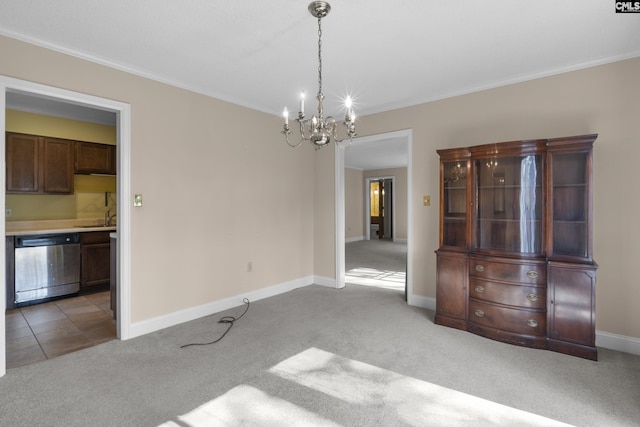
xmin=370 ymin=179 xmax=393 ymax=240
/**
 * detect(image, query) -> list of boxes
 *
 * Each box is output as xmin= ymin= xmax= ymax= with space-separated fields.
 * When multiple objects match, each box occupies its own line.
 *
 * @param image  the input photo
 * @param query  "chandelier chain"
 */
xmin=317 ymin=17 xmax=323 ymax=102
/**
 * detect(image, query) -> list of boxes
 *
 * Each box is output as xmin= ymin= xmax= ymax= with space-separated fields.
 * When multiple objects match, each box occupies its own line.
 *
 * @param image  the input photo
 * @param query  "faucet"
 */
xmin=105 ymin=210 xmax=117 ymax=226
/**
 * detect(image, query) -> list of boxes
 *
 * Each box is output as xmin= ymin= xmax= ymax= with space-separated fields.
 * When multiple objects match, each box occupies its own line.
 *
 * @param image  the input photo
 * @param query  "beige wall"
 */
xmin=2 ymin=34 xmax=639 ymax=341
xmin=345 ymin=168 xmax=364 ymax=239
xmin=1 ymin=35 xmax=315 ymax=322
xmin=313 ymin=145 xmax=335 ymax=280
xmin=363 ymin=167 xmax=408 ymax=240
xmin=348 ymin=57 xmax=640 ymax=340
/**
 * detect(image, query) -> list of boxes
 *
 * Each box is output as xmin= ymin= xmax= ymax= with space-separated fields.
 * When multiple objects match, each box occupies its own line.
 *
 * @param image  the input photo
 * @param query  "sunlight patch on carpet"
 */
xmin=159 ymin=384 xmax=340 ymax=427
xmin=269 ymin=347 xmax=573 ymax=427
xmin=345 ymin=267 xmax=406 ymax=290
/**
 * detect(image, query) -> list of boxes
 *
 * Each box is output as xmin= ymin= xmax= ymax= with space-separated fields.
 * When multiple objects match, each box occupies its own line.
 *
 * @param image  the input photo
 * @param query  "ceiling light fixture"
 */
xmin=282 ymin=1 xmax=357 ymax=149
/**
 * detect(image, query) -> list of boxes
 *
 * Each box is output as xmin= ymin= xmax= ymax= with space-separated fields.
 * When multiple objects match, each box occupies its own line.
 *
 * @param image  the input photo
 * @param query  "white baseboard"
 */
xmin=345 ymin=236 xmax=364 ymax=243
xmin=128 ymin=276 xmax=315 ymax=339
xmin=394 ymin=238 xmax=408 ymax=243
xmin=314 ymin=275 xmax=337 ymax=288
xmin=596 ymin=330 xmax=640 ymax=356
xmin=408 ymin=294 xmax=436 ymax=311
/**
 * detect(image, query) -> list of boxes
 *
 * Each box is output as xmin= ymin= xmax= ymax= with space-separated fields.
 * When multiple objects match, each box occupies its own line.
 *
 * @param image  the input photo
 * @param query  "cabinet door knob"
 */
xmin=526 ymin=293 xmax=538 ymax=302
xmin=474 ymin=309 xmax=485 ymax=318
xmin=474 ymin=285 xmax=485 ymax=293
xmin=475 ymin=265 xmax=485 ymax=272
xmin=527 ymin=270 xmax=539 ymax=279
xmin=527 ymin=319 xmax=538 ymax=328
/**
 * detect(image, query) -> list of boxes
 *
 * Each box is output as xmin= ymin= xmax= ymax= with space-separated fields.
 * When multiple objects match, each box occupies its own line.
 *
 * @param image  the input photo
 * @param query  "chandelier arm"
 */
xmin=283 ymin=128 xmax=305 ymax=148
xmin=331 ymin=118 xmax=357 ymax=146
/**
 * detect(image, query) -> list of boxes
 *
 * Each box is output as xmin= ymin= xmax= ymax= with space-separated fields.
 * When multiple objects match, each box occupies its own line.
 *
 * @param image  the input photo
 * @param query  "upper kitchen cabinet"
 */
xmin=75 ymin=141 xmax=116 ymax=175
xmin=6 ymin=132 xmax=74 ymax=194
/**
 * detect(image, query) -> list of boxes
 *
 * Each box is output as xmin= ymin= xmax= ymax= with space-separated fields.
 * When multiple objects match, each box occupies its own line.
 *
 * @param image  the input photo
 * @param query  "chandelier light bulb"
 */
xmin=283 ymin=107 xmax=289 ymax=125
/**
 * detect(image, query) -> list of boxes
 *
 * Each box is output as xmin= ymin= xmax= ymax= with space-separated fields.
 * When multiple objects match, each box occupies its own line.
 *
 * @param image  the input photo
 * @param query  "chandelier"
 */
xmin=282 ymin=1 xmax=357 ymax=149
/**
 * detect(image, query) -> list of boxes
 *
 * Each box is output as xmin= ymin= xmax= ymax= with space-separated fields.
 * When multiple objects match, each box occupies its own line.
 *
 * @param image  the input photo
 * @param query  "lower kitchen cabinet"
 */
xmin=80 ymin=231 xmax=111 ymax=293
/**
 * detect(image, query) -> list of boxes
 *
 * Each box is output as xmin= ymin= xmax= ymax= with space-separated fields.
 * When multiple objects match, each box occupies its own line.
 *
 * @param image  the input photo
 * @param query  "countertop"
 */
xmin=5 ymin=219 xmax=117 ymax=236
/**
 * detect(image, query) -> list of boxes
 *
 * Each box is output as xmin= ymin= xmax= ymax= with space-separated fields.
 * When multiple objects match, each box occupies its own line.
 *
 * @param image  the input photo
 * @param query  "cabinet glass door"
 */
xmin=551 ymin=152 xmax=588 ymax=258
xmin=442 ymin=161 xmax=467 ymax=247
xmin=475 ymin=155 xmax=543 ymax=254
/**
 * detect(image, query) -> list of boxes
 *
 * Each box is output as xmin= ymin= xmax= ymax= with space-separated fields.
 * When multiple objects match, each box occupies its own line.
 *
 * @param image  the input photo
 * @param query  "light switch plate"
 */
xmin=423 ymin=195 xmax=430 ymax=206
xmin=134 ymin=194 xmax=143 ymax=207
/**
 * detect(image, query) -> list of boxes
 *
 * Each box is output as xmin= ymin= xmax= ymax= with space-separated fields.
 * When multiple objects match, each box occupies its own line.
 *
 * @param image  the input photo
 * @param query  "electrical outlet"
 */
xmin=5 ymin=208 xmax=12 ymax=217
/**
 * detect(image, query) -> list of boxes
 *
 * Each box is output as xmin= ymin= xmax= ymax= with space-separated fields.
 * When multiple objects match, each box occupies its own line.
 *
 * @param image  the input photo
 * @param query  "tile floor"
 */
xmin=5 ymin=292 xmax=116 ymax=369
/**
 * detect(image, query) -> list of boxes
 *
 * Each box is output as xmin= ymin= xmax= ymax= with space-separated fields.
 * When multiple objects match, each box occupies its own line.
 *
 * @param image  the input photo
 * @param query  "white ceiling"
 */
xmin=2 ymin=1 xmax=639 ymax=169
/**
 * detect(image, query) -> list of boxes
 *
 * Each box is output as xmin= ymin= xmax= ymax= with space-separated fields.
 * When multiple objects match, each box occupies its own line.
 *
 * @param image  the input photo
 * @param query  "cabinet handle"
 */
xmin=527 ymin=319 xmax=538 ymax=328
xmin=475 ymin=265 xmax=485 ymax=272
xmin=474 ymin=309 xmax=485 ymax=318
xmin=527 ymin=270 xmax=539 ymax=279
xmin=526 ymin=293 xmax=538 ymax=302
xmin=474 ymin=285 xmax=485 ymax=293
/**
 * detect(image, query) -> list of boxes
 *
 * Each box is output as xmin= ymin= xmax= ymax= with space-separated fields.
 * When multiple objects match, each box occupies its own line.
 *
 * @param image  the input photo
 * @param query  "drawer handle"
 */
xmin=474 ymin=309 xmax=485 ymax=318
xmin=475 ymin=265 xmax=485 ymax=272
xmin=527 ymin=319 xmax=538 ymax=328
xmin=527 ymin=270 xmax=539 ymax=279
xmin=474 ymin=285 xmax=485 ymax=293
xmin=526 ymin=293 xmax=538 ymax=302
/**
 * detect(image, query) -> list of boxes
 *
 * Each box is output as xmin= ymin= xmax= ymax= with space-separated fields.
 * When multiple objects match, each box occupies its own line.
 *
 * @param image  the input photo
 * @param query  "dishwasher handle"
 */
xmin=15 ymin=233 xmax=81 ymax=248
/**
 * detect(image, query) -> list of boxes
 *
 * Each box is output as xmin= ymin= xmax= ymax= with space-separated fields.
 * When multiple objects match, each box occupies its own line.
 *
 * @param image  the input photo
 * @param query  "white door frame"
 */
xmin=335 ymin=129 xmax=413 ymax=304
xmin=0 ymin=76 xmax=132 ymax=378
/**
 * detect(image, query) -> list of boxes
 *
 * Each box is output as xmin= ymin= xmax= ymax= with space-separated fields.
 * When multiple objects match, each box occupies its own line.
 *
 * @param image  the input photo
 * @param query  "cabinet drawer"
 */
xmin=469 ymin=300 xmax=546 ymax=336
xmin=469 ymin=278 xmax=546 ymax=309
xmin=469 ymin=257 xmax=546 ymax=284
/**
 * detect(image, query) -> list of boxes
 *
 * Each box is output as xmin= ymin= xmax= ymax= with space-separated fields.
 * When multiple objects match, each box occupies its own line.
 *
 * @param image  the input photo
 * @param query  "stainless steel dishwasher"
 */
xmin=14 ymin=233 xmax=81 ymax=305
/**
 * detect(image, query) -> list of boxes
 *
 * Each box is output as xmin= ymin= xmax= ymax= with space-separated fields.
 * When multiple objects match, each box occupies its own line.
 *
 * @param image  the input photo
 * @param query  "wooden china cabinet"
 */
xmin=435 ymin=134 xmax=598 ymax=360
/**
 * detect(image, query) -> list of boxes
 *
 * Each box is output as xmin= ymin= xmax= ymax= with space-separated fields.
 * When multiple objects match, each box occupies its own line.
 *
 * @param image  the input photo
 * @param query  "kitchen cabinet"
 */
xmin=75 ymin=141 xmax=116 ymax=175
xmin=435 ymin=134 xmax=598 ymax=360
xmin=80 ymin=231 xmax=111 ymax=293
xmin=6 ymin=132 xmax=74 ymax=194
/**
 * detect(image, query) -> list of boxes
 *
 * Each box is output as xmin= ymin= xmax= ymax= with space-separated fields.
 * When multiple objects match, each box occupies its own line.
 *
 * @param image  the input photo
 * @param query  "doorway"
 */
xmin=1 ymin=76 xmax=132 ymax=377
xmin=369 ymin=178 xmax=393 ymax=240
xmin=337 ymin=129 xmax=413 ymax=302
